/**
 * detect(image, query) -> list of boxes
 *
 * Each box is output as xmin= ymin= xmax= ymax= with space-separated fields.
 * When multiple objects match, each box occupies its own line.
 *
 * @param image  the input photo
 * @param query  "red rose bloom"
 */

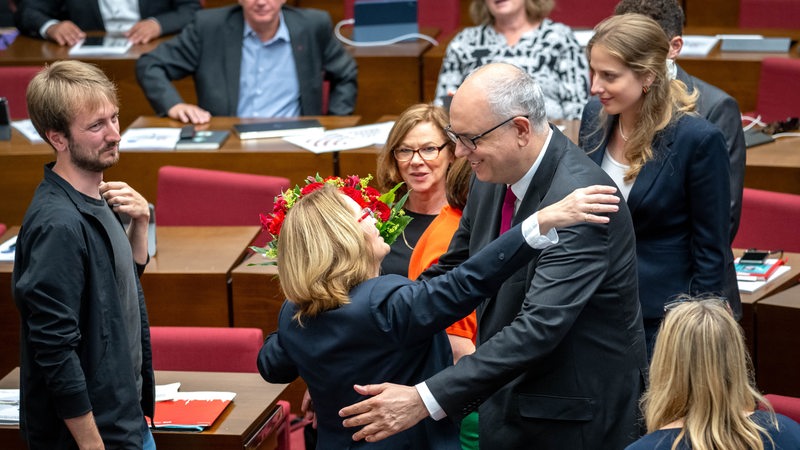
xmin=301 ymin=182 xmax=325 ymax=195
xmin=371 ymin=201 xmax=391 ymax=221
xmin=340 ymin=186 xmax=366 ymax=207
xmin=268 ymin=210 xmax=285 ymax=236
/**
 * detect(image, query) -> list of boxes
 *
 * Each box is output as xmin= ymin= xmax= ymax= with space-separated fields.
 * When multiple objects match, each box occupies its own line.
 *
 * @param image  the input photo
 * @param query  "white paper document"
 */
xmin=120 ymin=128 xmax=181 ymax=151
xmin=11 ymin=119 xmax=44 ymax=143
xmin=681 ymin=35 xmax=719 ymax=56
xmin=0 ymin=389 xmax=19 ymax=424
xmin=737 ymin=265 xmax=792 ymax=293
xmin=0 ymin=235 xmax=17 ymax=262
xmin=68 ymin=36 xmax=132 ymax=56
xmin=283 ymin=121 xmax=395 ymax=153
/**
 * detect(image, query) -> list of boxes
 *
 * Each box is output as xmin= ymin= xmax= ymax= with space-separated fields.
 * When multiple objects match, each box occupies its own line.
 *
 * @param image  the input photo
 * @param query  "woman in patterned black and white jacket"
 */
xmin=434 ymin=0 xmax=589 ymax=120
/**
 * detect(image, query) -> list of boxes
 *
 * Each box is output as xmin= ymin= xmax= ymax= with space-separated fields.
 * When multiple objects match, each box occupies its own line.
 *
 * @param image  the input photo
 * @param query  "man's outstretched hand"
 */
xmin=339 ymin=383 xmax=430 ymax=442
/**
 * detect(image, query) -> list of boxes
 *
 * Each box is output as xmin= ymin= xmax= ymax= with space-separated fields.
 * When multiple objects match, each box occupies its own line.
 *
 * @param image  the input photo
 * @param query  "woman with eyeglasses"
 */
xmin=377 ymin=103 xmax=457 ymax=278
xmin=627 ymin=297 xmax=800 ymax=449
xmin=258 ymin=183 xmax=620 ymax=449
xmin=578 ymin=14 xmax=740 ymax=357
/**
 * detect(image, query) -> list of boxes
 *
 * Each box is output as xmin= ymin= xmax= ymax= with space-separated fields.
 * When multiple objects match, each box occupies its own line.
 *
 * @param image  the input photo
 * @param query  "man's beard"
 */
xmin=68 ymin=140 xmax=119 ymax=172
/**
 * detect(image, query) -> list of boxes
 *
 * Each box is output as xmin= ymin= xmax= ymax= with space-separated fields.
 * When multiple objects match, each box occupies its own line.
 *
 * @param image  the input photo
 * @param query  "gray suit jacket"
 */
xmin=136 ymin=5 xmax=357 ymax=116
xmin=676 ymin=65 xmax=745 ymax=242
xmin=16 ymin=0 xmax=200 ymax=37
xmin=423 ymin=126 xmax=647 ymax=449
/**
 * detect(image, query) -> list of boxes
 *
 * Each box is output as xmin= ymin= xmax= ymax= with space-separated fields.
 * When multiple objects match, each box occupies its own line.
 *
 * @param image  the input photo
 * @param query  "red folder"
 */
xmin=736 ymin=258 xmax=786 ymax=281
xmin=147 ymin=392 xmax=235 ymax=430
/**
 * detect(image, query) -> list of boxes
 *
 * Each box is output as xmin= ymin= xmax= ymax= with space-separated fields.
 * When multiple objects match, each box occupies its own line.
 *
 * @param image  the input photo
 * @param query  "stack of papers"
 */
xmin=148 ymin=385 xmax=236 ymax=431
xmin=11 ymin=120 xmax=45 ymax=143
xmin=120 ymin=128 xmax=182 ymax=151
xmin=284 ymin=121 xmax=395 ymax=154
xmin=0 ymin=389 xmax=20 ymax=424
xmin=737 ymin=265 xmax=792 ymax=293
xmin=68 ymin=36 xmax=132 ymax=56
xmin=0 ymin=235 xmax=17 ymax=262
xmin=681 ymin=35 xmax=719 ymax=56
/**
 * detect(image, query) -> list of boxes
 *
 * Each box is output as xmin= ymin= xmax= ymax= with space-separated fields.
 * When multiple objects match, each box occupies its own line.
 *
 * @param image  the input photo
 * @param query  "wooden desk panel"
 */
xmin=755 ymin=284 xmax=800 ymax=396
xmin=142 ymin=226 xmax=259 ymax=327
xmin=0 ymin=368 xmax=288 ymax=450
xmin=0 ymin=226 xmax=259 ymax=376
xmin=736 ymin=250 xmax=800 ymax=368
xmin=744 ymin=137 xmax=800 ymax=195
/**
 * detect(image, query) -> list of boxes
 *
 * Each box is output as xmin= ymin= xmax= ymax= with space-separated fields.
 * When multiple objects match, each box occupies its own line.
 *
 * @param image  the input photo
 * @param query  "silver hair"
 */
xmin=478 ymin=63 xmax=548 ymax=133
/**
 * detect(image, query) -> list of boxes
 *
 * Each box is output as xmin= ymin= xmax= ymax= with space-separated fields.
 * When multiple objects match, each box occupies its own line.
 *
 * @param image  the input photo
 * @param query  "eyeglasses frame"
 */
xmin=392 ymin=142 xmax=449 ymax=162
xmin=444 ymin=115 xmax=528 ymax=150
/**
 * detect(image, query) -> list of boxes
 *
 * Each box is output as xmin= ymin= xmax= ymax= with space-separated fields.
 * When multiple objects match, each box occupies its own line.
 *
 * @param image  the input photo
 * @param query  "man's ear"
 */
xmin=513 ymin=116 xmax=532 ymax=146
xmin=46 ymin=130 xmax=68 ymax=153
xmin=668 ymin=36 xmax=683 ymax=59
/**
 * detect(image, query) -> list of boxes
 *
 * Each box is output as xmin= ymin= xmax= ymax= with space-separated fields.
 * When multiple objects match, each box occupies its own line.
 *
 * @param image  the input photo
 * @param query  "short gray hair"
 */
xmin=479 ymin=63 xmax=548 ymax=133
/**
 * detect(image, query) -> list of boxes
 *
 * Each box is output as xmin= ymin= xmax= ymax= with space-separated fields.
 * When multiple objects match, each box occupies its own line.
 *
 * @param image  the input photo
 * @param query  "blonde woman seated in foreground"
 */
xmin=626 ymin=297 xmax=800 ymax=450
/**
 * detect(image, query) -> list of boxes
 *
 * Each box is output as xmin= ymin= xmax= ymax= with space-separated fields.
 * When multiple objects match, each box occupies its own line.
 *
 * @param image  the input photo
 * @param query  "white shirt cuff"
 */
xmin=415 ymin=382 xmax=446 ymax=421
xmin=521 ymin=212 xmax=559 ymax=248
xmin=40 ymin=20 xmax=60 ymax=39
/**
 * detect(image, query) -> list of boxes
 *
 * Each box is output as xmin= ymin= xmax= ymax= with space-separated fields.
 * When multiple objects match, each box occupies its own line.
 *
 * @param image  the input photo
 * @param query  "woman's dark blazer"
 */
xmin=258 ymin=224 xmax=537 ymax=449
xmin=580 ymin=103 xmax=741 ymax=320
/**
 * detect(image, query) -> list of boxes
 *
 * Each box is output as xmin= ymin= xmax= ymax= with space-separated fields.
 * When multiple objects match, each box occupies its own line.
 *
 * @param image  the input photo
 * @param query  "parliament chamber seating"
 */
xmin=739 ymin=0 xmax=800 ymax=29
xmin=765 ymin=394 xmax=800 ymax=423
xmin=754 ymin=58 xmax=800 ymax=123
xmin=0 ymin=223 xmax=6 ymax=237
xmin=732 ymin=188 xmax=800 ymax=253
xmin=0 ymin=65 xmax=41 ymax=119
xmin=156 ymin=166 xmax=289 ymax=246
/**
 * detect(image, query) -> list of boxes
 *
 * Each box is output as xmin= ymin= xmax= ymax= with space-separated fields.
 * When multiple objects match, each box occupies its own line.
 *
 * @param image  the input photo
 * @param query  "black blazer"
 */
xmin=579 ymin=104 xmax=741 ymax=321
xmin=136 ymin=5 xmax=358 ymax=117
xmin=422 ymin=126 xmax=648 ymax=449
xmin=259 ymin=222 xmax=538 ymax=450
xmin=17 ymin=0 xmax=200 ymax=37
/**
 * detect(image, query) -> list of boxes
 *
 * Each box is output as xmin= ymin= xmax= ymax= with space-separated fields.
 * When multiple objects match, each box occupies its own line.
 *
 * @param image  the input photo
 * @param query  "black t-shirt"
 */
xmin=379 ymin=210 xmax=438 ymax=277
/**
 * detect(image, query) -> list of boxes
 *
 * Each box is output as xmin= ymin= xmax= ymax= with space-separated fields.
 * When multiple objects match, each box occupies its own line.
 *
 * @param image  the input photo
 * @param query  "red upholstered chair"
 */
xmin=549 ymin=0 xmax=616 ymax=28
xmin=740 ymin=0 xmax=800 ymax=29
xmin=732 ymin=188 xmax=800 ymax=253
xmin=0 ymin=66 xmax=42 ymax=119
xmin=149 ymin=326 xmax=264 ymax=373
xmin=753 ymin=58 xmax=800 ymax=124
xmin=343 ymin=0 xmax=461 ymax=38
xmin=764 ymin=394 xmax=800 ymax=423
xmin=0 ymin=223 xmax=6 ymax=237
xmin=156 ymin=166 xmax=289 ymax=246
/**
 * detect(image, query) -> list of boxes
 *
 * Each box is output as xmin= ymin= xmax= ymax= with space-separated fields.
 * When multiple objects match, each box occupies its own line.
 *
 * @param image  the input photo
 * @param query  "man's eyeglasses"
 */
xmin=358 ymin=207 xmax=376 ymax=223
xmin=393 ymin=143 xmax=448 ymax=162
xmin=664 ymin=297 xmax=732 ymax=315
xmin=444 ymin=115 xmax=527 ymax=150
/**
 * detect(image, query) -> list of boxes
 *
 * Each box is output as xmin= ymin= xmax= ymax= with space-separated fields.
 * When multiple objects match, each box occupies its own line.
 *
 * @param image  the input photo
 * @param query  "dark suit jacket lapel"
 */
xmin=514 ymin=125 xmax=568 ymax=225
xmin=284 ymin=10 xmax=313 ymax=112
xmin=626 ymin=124 xmax=678 ymax=214
xmin=224 ymin=9 xmax=245 ymax=115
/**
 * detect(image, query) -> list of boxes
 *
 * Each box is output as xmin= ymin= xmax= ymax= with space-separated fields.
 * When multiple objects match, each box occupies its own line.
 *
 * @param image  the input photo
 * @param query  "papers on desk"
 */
xmin=0 ymin=235 xmax=17 ymax=262
xmin=149 ymin=388 xmax=236 ymax=431
xmin=681 ymin=35 xmax=719 ymax=56
xmin=737 ymin=264 xmax=792 ymax=293
xmin=717 ymin=34 xmax=791 ymax=53
xmin=68 ymin=36 xmax=132 ymax=56
xmin=120 ymin=128 xmax=182 ymax=151
xmin=11 ymin=119 xmax=45 ymax=143
xmin=0 ymin=389 xmax=20 ymax=424
xmin=284 ymin=121 xmax=395 ymax=153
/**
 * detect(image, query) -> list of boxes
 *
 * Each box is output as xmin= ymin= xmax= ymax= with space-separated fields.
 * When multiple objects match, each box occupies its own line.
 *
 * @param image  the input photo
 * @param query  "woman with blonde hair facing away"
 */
xmin=376 ymin=103 xmax=455 ymax=277
xmin=434 ymin=0 xmax=589 ymax=120
xmin=258 ymin=183 xmax=621 ymax=449
xmin=627 ymin=298 xmax=800 ymax=449
xmin=579 ymin=14 xmax=740 ymax=356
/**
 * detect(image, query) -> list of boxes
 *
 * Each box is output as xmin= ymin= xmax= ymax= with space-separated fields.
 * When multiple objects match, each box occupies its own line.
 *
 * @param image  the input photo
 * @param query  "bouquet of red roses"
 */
xmin=251 ymin=174 xmax=412 ymax=261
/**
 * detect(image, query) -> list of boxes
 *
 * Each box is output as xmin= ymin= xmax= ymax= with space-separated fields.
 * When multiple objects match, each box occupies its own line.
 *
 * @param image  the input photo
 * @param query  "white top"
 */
xmin=601 ymin=151 xmax=633 ymax=201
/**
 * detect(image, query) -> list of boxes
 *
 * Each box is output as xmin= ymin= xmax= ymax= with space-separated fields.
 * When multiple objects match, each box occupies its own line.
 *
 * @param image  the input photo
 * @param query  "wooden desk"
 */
xmin=735 ymin=249 xmax=800 ymax=374
xmin=0 ymin=368 xmax=289 ymax=450
xmin=0 ymin=226 xmax=259 ymax=376
xmin=755 ymin=284 xmax=800 ymax=396
xmin=744 ymin=136 xmax=800 ymax=195
xmin=0 ymin=35 xmax=195 ymax=128
xmin=0 ymin=116 xmax=359 ymax=225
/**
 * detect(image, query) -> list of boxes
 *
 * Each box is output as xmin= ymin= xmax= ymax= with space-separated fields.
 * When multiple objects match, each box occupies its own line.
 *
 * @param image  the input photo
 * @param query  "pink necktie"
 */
xmin=500 ymin=186 xmax=515 ymax=234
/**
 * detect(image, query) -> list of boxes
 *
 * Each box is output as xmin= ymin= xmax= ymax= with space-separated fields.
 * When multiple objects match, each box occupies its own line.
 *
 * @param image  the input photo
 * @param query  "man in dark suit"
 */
xmin=136 ymin=1 xmax=358 ymax=124
xmin=340 ymin=63 xmax=647 ymax=449
xmin=15 ymin=0 xmax=201 ymax=45
xmin=596 ymin=0 xmax=746 ymax=242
